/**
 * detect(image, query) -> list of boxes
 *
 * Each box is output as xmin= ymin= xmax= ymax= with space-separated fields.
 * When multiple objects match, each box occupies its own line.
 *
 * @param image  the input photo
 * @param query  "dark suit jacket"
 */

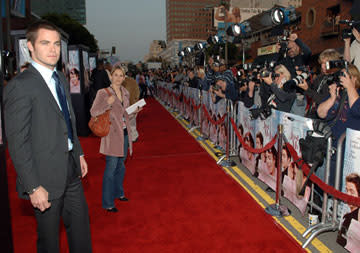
xmin=4 ymin=65 xmax=84 ymax=200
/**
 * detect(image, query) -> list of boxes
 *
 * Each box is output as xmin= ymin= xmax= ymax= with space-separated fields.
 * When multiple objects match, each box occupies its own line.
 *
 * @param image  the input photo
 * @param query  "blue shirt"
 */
xmin=31 ymin=61 xmax=73 ymax=150
xmin=326 ymin=90 xmax=360 ymax=146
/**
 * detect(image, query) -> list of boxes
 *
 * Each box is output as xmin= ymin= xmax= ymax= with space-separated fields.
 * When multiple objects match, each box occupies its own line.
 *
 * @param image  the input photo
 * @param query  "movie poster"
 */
xmin=279 ymin=111 xmax=313 ymax=215
xmin=89 ymin=56 xmax=96 ymax=77
xmin=337 ymin=128 xmax=360 ymax=251
xmin=68 ymin=50 xmax=81 ymax=94
xmin=61 ymin=40 xmax=68 ymax=78
xmin=82 ymin=51 xmax=90 ymax=92
xmin=237 ymin=102 xmax=257 ymax=175
xmin=18 ymin=39 xmax=31 ymax=70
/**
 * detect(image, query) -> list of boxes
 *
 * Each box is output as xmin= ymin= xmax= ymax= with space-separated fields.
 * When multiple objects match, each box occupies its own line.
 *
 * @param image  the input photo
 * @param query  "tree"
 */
xmin=42 ymin=13 xmax=98 ymax=52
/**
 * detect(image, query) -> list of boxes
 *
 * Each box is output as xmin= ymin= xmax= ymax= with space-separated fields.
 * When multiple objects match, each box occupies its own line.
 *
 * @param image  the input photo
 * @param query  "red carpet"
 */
xmin=7 ymin=98 xmax=304 ymax=252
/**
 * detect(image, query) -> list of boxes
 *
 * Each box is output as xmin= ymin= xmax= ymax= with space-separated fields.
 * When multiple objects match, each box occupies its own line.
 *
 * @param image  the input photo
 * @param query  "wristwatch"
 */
xmin=28 ymin=186 xmax=40 ymax=195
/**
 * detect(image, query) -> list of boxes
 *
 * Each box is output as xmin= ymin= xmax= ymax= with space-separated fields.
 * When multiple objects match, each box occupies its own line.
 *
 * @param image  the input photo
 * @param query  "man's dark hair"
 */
xmin=26 ymin=20 xmax=61 ymax=46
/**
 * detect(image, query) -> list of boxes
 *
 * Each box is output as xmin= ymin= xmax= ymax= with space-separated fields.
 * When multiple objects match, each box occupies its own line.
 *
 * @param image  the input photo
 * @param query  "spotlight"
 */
xmin=271 ymin=8 xmax=285 ymax=25
xmin=178 ymin=51 xmax=185 ymax=57
xmin=261 ymin=6 xmax=297 ymax=27
xmin=226 ymin=24 xmax=241 ymax=37
xmin=207 ymin=35 xmax=220 ymax=45
xmin=194 ymin=42 xmax=204 ymax=51
xmin=184 ymin=47 xmax=193 ymax=55
xmin=226 ymin=22 xmax=251 ymax=38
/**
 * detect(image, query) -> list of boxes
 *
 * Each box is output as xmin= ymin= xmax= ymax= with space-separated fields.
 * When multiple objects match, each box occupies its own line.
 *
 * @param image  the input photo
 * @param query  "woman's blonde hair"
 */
xmin=318 ymin=49 xmax=341 ymax=64
xmin=347 ymin=64 xmax=360 ymax=89
xmin=110 ymin=65 xmax=126 ymax=76
xmin=274 ymin=64 xmax=291 ymax=82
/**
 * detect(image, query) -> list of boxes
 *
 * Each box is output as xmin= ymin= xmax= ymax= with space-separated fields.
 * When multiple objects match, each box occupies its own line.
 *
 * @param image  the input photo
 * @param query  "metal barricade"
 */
xmin=302 ymin=133 xmax=345 ymax=248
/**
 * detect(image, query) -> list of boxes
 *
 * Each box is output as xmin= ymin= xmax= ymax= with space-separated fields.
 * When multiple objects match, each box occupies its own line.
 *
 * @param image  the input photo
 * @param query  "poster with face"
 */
xmin=61 ymin=40 xmax=68 ymax=78
xmin=278 ymin=111 xmax=313 ymax=214
xmin=336 ymin=128 xmax=360 ymax=250
xmin=82 ymin=51 xmax=90 ymax=92
xmin=18 ymin=39 xmax=31 ymax=71
xmin=68 ymin=50 xmax=81 ymax=94
xmin=89 ymin=56 xmax=96 ymax=77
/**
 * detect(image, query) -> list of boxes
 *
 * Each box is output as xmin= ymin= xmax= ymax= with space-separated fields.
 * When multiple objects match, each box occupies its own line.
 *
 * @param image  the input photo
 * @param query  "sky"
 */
xmin=85 ymin=0 xmax=166 ymax=63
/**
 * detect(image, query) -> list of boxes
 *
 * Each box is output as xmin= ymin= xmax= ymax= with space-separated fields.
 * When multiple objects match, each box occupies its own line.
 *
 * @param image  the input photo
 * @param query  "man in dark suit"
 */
xmin=4 ymin=20 xmax=92 ymax=252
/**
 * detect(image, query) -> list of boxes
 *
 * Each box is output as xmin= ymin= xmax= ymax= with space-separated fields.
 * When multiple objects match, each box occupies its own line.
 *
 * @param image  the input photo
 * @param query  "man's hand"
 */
xmin=262 ymin=76 xmax=273 ymax=85
xmin=214 ymin=88 xmax=225 ymax=98
xmin=289 ymin=33 xmax=298 ymax=41
xmin=29 ymin=186 xmax=51 ymax=212
xmin=298 ymin=79 xmax=309 ymax=91
xmin=80 ymin=156 xmax=88 ymax=178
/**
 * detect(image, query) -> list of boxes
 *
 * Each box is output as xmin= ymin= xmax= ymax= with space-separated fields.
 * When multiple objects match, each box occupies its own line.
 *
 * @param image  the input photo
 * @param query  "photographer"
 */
xmin=297 ymin=49 xmax=342 ymax=118
xmin=209 ymin=75 xmax=238 ymax=103
xmin=317 ymin=64 xmax=360 ymax=185
xmin=317 ymin=64 xmax=360 ymax=142
xmin=236 ymin=67 xmax=256 ymax=108
xmin=261 ymin=64 xmax=296 ymax=113
xmin=278 ymin=33 xmax=312 ymax=78
xmin=344 ymin=23 xmax=360 ymax=71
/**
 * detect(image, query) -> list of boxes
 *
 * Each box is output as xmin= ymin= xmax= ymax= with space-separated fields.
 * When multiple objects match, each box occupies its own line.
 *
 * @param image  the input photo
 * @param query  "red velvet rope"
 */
xmin=285 ymin=142 xmax=360 ymax=207
xmin=230 ymin=118 xmax=278 ymax=154
xmin=191 ymin=99 xmax=201 ymax=110
xmin=202 ymin=105 xmax=227 ymax=125
xmin=183 ymin=96 xmax=190 ymax=105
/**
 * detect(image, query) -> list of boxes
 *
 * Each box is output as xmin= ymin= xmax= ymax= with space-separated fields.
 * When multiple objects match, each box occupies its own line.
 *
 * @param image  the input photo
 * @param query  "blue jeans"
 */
xmin=102 ymin=133 xmax=129 ymax=209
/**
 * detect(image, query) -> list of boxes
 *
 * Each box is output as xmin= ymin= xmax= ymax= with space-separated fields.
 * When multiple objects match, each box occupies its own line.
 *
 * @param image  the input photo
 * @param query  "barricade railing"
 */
xmin=155 ymin=83 xmax=360 ymax=249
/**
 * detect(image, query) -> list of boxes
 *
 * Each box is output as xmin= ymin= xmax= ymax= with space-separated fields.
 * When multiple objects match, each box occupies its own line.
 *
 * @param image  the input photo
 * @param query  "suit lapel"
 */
xmin=27 ymin=65 xmax=64 ymax=119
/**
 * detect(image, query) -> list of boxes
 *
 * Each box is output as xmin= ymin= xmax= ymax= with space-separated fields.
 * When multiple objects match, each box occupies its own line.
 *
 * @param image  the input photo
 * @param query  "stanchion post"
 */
xmin=219 ymin=99 xmax=236 ymax=167
xmin=265 ymin=124 xmax=290 ymax=217
xmin=196 ymin=89 xmax=205 ymax=141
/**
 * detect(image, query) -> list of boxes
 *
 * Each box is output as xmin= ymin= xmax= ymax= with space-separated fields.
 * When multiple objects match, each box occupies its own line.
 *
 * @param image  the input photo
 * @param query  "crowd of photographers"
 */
xmin=153 ymin=26 xmax=360 ymax=186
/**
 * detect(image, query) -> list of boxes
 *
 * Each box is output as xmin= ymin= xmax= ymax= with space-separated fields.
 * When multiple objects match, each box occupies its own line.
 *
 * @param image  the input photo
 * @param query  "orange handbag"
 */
xmin=88 ymin=88 xmax=112 ymax=137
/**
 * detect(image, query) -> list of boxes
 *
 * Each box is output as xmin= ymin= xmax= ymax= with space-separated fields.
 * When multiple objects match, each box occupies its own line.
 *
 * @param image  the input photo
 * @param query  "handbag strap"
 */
xmin=105 ymin=88 xmax=112 ymax=96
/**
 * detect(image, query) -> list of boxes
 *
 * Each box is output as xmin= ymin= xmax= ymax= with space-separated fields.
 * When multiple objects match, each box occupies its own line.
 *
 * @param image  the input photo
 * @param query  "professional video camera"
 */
xmin=340 ymin=20 xmax=360 ymax=40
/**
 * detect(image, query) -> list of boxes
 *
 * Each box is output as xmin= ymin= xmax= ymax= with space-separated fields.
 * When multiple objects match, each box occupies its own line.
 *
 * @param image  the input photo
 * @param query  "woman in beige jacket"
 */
xmin=90 ymin=65 xmax=133 ymax=212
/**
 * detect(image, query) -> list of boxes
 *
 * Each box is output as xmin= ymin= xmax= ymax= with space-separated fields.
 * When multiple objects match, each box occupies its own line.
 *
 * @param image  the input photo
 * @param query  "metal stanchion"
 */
xmin=196 ymin=89 xmax=205 ymax=141
xmin=218 ymin=99 xmax=236 ymax=167
xmin=265 ymin=124 xmax=290 ymax=217
xmin=302 ymin=133 xmax=345 ymax=248
xmin=302 ymin=137 xmax=332 ymax=238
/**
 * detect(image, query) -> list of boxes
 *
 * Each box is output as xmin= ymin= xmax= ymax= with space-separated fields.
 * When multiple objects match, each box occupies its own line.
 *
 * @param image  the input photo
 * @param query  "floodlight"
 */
xmin=194 ymin=42 xmax=204 ymax=51
xmin=178 ymin=51 xmax=185 ymax=57
xmin=207 ymin=35 xmax=220 ymax=45
xmin=226 ymin=24 xmax=241 ymax=37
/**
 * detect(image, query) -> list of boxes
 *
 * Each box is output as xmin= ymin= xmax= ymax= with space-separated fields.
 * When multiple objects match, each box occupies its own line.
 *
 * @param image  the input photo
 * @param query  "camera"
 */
xmin=325 ymin=70 xmax=346 ymax=87
xmin=339 ymin=20 xmax=360 ymax=29
xmin=325 ymin=60 xmax=349 ymax=72
xmin=342 ymin=28 xmax=353 ymax=40
xmin=250 ymin=104 xmax=272 ymax=120
xmin=211 ymin=83 xmax=221 ymax=91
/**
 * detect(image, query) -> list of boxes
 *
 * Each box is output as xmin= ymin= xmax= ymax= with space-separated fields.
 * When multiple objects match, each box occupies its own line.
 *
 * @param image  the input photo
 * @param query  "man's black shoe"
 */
xmin=118 ymin=197 xmax=129 ymax=201
xmin=106 ymin=207 xmax=118 ymax=212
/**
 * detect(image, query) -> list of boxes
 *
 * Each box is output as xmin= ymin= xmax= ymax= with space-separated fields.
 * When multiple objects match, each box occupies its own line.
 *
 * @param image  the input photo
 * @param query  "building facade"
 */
xmin=31 ymin=0 xmax=86 ymax=24
xmin=166 ymin=0 xmax=230 ymax=42
xmin=144 ymin=40 xmax=166 ymax=62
